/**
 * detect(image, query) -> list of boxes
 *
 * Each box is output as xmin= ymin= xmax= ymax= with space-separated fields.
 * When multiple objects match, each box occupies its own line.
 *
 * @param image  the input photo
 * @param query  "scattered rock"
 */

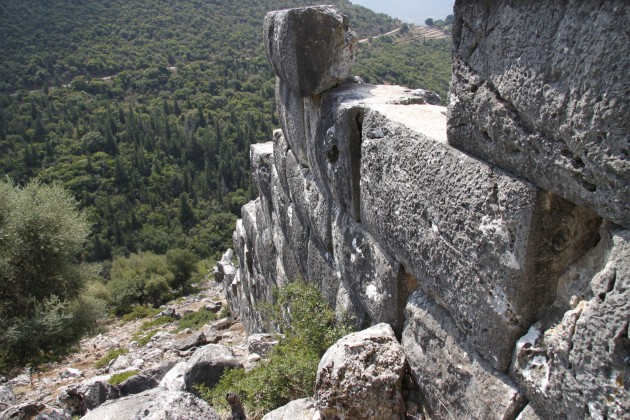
xmin=183 ymin=344 xmax=242 ymax=393
xmin=211 ymin=317 xmax=235 ymax=331
xmin=33 ymin=407 xmax=72 ymax=420
xmin=158 ymin=362 xmax=187 ymax=392
xmin=81 ymin=389 xmax=219 ymax=420
xmin=315 ymin=323 xmax=406 ymax=419
xmin=247 ymin=333 xmax=280 ymax=357
xmin=108 ymin=355 xmax=130 ymax=372
xmin=174 ymin=331 xmax=208 ymax=351
xmin=205 ymin=301 xmax=222 ymax=313
xmin=57 ymin=374 xmax=119 ymax=415
xmin=0 ymin=385 xmax=14 ymax=405
xmin=59 ymin=368 xmax=83 ymax=380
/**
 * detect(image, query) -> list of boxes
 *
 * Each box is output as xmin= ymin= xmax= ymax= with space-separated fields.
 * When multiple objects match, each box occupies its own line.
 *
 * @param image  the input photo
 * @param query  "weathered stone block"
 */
xmin=315 ymin=323 xmax=406 ymax=419
xmin=332 ymin=209 xmax=409 ymax=331
xmin=264 ymin=6 xmax=356 ymax=96
xmin=286 ymin=149 xmax=333 ymax=251
xmin=275 ymin=78 xmax=309 ymax=166
xmin=511 ymin=223 xmax=630 ymax=419
xmin=361 ymin=107 xmax=601 ymax=371
xmin=272 ymin=128 xmax=291 ymax=196
xmin=448 ymin=0 xmax=630 ymax=227
xmin=250 ymin=142 xmax=274 ymax=225
xmin=402 ymin=290 xmax=526 ymax=419
xmin=307 ymin=233 xmax=338 ymax=308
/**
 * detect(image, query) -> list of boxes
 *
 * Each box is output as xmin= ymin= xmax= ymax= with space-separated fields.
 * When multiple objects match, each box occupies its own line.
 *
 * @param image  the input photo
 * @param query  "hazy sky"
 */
xmin=350 ymin=0 xmax=455 ymax=25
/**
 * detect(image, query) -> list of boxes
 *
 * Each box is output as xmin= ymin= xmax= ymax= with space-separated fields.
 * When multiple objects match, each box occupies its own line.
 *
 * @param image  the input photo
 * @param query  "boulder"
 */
xmin=118 ymin=360 xmax=178 ymax=397
xmin=158 ymin=362 xmax=187 ymax=392
xmin=264 ymin=6 xmax=357 ymax=96
xmin=59 ymin=368 xmax=83 ymax=380
xmin=57 ymin=374 xmax=119 ymax=415
xmin=402 ymin=289 xmax=526 ymax=419
xmin=108 ymin=355 xmax=130 ymax=372
xmin=33 ymin=408 xmax=72 ymax=420
xmin=205 ymin=301 xmax=222 ymax=313
xmin=247 ymin=333 xmax=281 ymax=358
xmin=315 ymin=323 xmax=406 ymax=419
xmin=81 ymin=389 xmax=219 ymax=420
xmin=448 ymin=0 xmax=630 ymax=228
xmin=174 ymin=331 xmax=208 ymax=351
xmin=511 ymin=224 xmax=630 ymax=419
xmin=182 ymin=344 xmax=242 ymax=393
xmin=262 ymin=398 xmax=317 ymax=420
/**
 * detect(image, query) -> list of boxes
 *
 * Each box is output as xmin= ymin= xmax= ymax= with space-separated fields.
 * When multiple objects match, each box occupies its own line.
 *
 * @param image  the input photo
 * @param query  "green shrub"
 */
xmin=197 ymin=281 xmax=353 ymax=418
xmin=139 ymin=316 xmax=175 ymax=331
xmin=94 ymin=348 xmax=128 ymax=369
xmin=121 ymin=305 xmax=161 ymax=322
xmin=176 ymin=309 xmax=216 ymax=332
xmin=108 ymin=370 xmax=139 ymax=386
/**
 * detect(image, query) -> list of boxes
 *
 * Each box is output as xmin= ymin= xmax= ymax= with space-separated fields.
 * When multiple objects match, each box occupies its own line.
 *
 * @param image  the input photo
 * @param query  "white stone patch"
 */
xmin=431 ymin=221 xmax=439 ymax=233
xmin=516 ymin=325 xmax=541 ymax=350
xmin=500 ymin=251 xmax=520 ymax=270
xmin=479 ymin=216 xmax=510 ymax=241
xmin=365 ymin=284 xmax=381 ymax=302
xmin=487 ymin=285 xmax=509 ymax=316
xmin=522 ymin=355 xmax=550 ymax=393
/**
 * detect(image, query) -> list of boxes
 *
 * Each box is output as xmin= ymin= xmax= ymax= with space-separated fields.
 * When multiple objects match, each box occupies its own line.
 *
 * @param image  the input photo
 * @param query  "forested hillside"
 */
xmin=0 ymin=0 xmax=451 ymax=265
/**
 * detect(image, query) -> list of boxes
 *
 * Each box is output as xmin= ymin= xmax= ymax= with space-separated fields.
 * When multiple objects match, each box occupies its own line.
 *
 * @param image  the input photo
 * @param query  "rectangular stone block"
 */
xmin=448 ymin=0 xmax=630 ymax=228
xmin=403 ymin=289 xmax=526 ymax=419
xmin=361 ymin=107 xmax=600 ymax=371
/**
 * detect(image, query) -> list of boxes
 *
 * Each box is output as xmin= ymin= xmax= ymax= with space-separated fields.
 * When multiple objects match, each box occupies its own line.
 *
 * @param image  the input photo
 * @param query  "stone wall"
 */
xmin=219 ymin=4 xmax=629 ymax=419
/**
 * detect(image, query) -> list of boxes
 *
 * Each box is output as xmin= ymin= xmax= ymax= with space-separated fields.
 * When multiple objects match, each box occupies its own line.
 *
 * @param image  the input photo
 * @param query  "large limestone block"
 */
xmin=82 ymin=389 xmax=219 ymax=420
xmin=403 ymin=290 xmax=526 ymax=419
xmin=271 ymin=166 xmax=309 ymax=277
xmin=361 ymin=108 xmax=601 ymax=371
xmin=315 ymin=323 xmax=406 ymax=419
xmin=264 ymin=6 xmax=357 ymax=96
xmin=448 ymin=0 xmax=630 ymax=227
xmin=286 ymin=149 xmax=333 ymax=251
xmin=250 ymin=142 xmax=274 ymax=225
xmin=511 ymin=224 xmax=630 ymax=419
xmin=332 ymin=209 xmax=412 ymax=331
xmin=276 ymin=78 xmax=309 ymax=166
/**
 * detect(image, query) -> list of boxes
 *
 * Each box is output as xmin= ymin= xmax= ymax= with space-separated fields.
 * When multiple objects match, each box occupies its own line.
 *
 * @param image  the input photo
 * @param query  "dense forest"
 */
xmin=0 ymin=0 xmax=451 ymax=266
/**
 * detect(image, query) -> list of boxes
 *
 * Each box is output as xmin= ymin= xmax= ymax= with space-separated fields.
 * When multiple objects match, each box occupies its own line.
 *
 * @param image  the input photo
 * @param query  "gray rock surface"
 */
xmin=81 ymin=388 xmax=219 ymax=420
xmin=511 ymin=223 xmax=630 ymax=419
xmin=56 ymin=374 xmax=119 ymax=415
xmin=247 ymin=333 xmax=280 ymax=358
xmin=360 ymin=106 xmax=601 ymax=371
xmin=276 ymin=78 xmax=309 ymax=166
xmin=158 ymin=362 xmax=187 ymax=392
xmin=403 ymin=289 xmax=526 ymax=419
xmin=264 ymin=6 xmax=357 ymax=96
xmin=448 ymin=0 xmax=630 ymax=228
xmin=182 ymin=344 xmax=241 ymax=393
xmin=0 ymin=385 xmax=14 ymax=406
xmin=315 ymin=323 xmax=406 ymax=419
xmin=119 ymin=360 xmax=178 ymax=397
xmin=262 ymin=398 xmax=317 ymax=420
xmin=173 ymin=331 xmax=207 ymax=351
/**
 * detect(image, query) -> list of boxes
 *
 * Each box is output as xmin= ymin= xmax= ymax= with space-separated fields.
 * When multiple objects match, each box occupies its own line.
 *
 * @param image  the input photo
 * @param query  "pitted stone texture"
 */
xmin=264 ymin=6 xmax=357 ymax=96
xmin=332 ymin=209 xmax=406 ymax=331
xmin=307 ymin=234 xmax=338 ymax=308
xmin=272 ymin=129 xmax=291 ymax=196
xmin=315 ymin=323 xmax=406 ymax=419
xmin=403 ymin=290 xmax=526 ymax=419
xmin=448 ymin=0 xmax=630 ymax=227
xmin=511 ymin=224 xmax=630 ymax=419
xmin=81 ymin=389 xmax=219 ymax=420
xmin=361 ymin=108 xmax=601 ymax=371
xmin=276 ymin=78 xmax=309 ymax=166
xmin=250 ymin=142 xmax=275 ymax=225
xmin=286 ymin=150 xmax=333 ymax=252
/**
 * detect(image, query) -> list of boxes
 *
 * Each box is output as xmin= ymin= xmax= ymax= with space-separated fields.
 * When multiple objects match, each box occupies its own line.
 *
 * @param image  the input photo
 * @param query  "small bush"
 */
xmin=139 ymin=316 xmax=175 ymax=331
xmin=176 ymin=309 xmax=216 ymax=332
xmin=197 ymin=281 xmax=353 ymax=417
xmin=121 ymin=305 xmax=161 ymax=322
xmin=94 ymin=348 xmax=128 ymax=369
xmin=108 ymin=370 xmax=139 ymax=386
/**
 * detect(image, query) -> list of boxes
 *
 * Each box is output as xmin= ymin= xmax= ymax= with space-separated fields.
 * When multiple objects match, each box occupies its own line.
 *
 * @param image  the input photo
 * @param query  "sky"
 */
xmin=350 ymin=0 xmax=455 ymax=25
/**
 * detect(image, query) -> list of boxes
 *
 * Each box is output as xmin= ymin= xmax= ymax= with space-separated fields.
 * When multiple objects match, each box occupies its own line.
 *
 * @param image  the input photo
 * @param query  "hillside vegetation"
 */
xmin=0 ymin=0 xmax=451 ymax=368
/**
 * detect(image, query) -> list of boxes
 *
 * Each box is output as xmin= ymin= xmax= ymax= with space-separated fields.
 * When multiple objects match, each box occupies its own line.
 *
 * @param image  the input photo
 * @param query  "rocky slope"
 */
xmin=220 ymin=3 xmax=629 ymax=419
